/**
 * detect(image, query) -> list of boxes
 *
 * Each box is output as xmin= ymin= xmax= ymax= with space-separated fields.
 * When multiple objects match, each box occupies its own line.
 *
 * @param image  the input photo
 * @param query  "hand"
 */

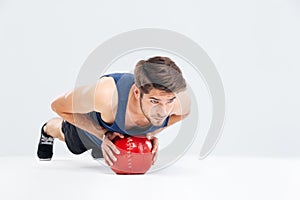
xmin=146 ymin=133 xmax=159 ymax=165
xmin=101 ymin=132 xmax=124 ymax=166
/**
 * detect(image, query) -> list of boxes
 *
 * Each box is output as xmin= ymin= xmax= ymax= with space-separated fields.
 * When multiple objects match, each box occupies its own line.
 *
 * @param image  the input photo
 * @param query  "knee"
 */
xmin=45 ymin=118 xmax=63 ymax=132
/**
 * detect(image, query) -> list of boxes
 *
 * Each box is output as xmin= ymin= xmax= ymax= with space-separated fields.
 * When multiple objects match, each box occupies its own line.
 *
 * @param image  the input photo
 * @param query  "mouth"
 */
xmin=153 ymin=117 xmax=164 ymax=121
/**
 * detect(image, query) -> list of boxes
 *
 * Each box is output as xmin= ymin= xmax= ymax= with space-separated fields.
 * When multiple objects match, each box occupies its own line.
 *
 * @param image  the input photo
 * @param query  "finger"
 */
xmin=152 ymin=151 xmax=158 ymax=165
xmin=109 ymin=132 xmax=124 ymax=140
xmin=146 ymin=133 xmax=153 ymax=140
xmin=102 ymin=148 xmax=113 ymax=166
xmin=103 ymin=145 xmax=118 ymax=163
xmin=114 ymin=132 xmax=124 ymax=138
xmin=106 ymin=139 xmax=121 ymax=155
xmin=105 ymin=159 xmax=110 ymax=166
xmin=103 ymin=156 xmax=111 ymax=166
xmin=151 ymin=137 xmax=159 ymax=154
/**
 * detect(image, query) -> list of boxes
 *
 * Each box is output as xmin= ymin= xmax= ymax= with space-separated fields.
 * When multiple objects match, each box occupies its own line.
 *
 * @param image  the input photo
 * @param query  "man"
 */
xmin=37 ymin=56 xmax=191 ymax=167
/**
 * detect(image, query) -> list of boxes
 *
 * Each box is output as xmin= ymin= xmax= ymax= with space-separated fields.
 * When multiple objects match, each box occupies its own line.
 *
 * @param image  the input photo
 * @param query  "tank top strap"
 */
xmin=113 ymin=73 xmax=135 ymax=132
xmin=95 ymin=73 xmax=134 ymax=134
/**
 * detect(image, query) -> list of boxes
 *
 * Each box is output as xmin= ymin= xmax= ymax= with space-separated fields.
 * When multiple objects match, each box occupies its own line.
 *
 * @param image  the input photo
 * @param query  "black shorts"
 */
xmin=61 ymin=120 xmax=103 ymax=157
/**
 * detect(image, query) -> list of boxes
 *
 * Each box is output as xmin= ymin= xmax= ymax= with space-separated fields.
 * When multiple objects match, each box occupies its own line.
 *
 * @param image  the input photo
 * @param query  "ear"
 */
xmin=133 ymin=84 xmax=140 ymax=99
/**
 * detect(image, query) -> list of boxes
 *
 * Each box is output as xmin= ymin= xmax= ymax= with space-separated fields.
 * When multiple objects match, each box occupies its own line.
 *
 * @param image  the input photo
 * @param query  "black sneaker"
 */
xmin=37 ymin=123 xmax=54 ymax=161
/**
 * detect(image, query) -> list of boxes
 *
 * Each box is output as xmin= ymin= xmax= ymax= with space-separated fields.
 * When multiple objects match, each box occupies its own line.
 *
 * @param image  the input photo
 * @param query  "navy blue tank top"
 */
xmin=80 ymin=73 xmax=170 ymax=146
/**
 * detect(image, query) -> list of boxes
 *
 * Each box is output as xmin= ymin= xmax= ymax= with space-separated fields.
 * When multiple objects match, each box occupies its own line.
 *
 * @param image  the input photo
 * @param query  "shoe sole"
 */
xmin=39 ymin=158 xmax=52 ymax=161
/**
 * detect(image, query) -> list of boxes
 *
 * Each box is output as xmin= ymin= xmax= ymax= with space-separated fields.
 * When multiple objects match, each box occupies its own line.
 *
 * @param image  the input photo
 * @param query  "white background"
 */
xmin=0 ymin=0 xmax=299 ymax=159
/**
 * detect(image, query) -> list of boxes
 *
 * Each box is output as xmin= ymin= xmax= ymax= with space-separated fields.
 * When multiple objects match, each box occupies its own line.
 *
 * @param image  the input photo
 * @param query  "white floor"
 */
xmin=0 ymin=155 xmax=300 ymax=200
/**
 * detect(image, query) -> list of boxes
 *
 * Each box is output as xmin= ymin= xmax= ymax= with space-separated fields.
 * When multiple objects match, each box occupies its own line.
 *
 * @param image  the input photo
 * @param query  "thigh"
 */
xmin=61 ymin=120 xmax=103 ymax=155
xmin=61 ymin=120 xmax=88 ymax=155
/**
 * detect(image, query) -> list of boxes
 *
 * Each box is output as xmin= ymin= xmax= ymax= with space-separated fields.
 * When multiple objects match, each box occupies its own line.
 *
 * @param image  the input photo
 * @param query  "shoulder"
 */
xmin=96 ymin=76 xmax=116 ymax=92
xmin=94 ymin=76 xmax=118 ymax=112
xmin=171 ymin=90 xmax=191 ymax=116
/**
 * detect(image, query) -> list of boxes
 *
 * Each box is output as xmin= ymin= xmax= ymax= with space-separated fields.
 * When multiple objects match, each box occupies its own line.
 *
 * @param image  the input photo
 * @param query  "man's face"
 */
xmin=139 ymin=89 xmax=176 ymax=126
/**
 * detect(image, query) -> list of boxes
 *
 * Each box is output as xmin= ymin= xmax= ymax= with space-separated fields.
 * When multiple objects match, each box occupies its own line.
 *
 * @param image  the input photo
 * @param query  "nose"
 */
xmin=157 ymin=105 xmax=167 ymax=117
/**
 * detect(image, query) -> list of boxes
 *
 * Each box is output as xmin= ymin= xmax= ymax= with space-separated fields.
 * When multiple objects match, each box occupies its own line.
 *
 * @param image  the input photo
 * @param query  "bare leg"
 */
xmin=44 ymin=117 xmax=65 ymax=141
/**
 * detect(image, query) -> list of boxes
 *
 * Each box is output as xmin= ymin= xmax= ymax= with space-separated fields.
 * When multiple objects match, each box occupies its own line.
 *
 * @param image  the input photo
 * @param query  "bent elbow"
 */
xmin=51 ymin=100 xmax=58 ymax=112
xmin=51 ymin=97 xmax=65 ymax=114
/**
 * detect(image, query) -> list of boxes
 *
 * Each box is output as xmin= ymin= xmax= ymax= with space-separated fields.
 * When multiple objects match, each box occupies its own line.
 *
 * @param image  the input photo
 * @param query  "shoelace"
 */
xmin=41 ymin=134 xmax=54 ymax=145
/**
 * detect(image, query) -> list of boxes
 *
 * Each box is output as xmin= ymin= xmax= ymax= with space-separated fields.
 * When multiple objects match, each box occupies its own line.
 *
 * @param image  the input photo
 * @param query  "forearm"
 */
xmin=50 ymin=90 xmax=107 ymax=140
xmin=58 ymin=112 xmax=106 ymax=141
xmin=168 ymin=114 xmax=189 ymax=126
xmin=152 ymin=113 xmax=190 ymax=136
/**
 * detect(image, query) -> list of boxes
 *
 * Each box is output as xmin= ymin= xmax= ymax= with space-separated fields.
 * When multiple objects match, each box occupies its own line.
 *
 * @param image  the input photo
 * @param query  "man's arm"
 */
xmin=51 ymin=77 xmax=114 ymax=141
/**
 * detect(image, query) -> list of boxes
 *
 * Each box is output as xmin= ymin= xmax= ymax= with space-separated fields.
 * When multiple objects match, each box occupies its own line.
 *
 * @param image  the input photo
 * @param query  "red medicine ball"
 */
xmin=110 ymin=135 xmax=154 ymax=175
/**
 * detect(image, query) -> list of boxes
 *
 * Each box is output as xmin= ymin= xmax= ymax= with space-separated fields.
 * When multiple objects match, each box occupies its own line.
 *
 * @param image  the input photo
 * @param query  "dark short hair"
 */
xmin=134 ymin=56 xmax=186 ymax=95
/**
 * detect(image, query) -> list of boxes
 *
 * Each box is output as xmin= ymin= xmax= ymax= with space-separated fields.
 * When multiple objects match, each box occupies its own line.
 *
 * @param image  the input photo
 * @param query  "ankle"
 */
xmin=42 ymin=123 xmax=53 ymax=138
xmin=43 ymin=124 xmax=47 ymax=133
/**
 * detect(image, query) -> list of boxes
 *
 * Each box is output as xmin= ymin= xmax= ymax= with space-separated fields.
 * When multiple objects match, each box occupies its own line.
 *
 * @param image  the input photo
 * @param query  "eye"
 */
xmin=150 ymin=99 xmax=159 ymax=104
xmin=167 ymin=99 xmax=175 ymax=104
